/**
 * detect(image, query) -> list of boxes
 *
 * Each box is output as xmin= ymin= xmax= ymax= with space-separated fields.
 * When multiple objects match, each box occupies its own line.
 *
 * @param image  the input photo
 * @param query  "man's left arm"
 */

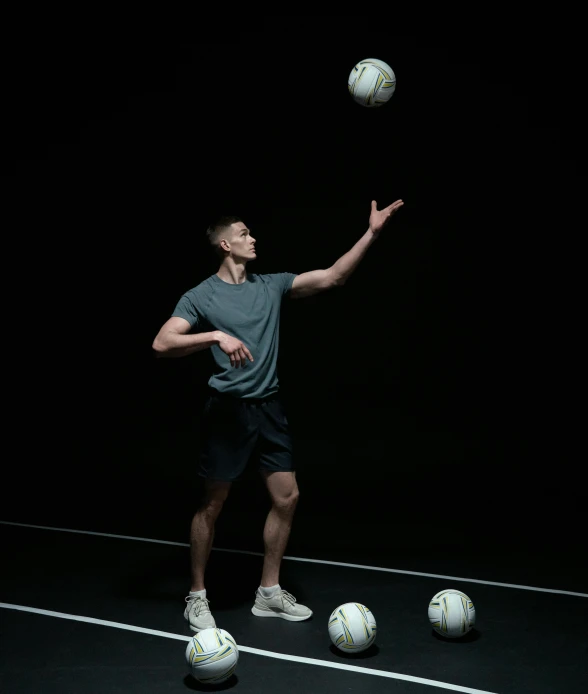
xmin=289 ymin=198 xmax=404 ymax=299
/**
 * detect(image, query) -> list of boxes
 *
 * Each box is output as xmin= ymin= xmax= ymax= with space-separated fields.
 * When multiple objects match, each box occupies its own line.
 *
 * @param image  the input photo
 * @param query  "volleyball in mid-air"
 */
xmin=348 ymin=58 xmax=396 ymax=108
xmin=328 ymin=602 xmax=377 ymax=653
xmin=428 ymin=589 xmax=476 ymax=639
xmin=185 ymin=628 xmax=239 ymax=684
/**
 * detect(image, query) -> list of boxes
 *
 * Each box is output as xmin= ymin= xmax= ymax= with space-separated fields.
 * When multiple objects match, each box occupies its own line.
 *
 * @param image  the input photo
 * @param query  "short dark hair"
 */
xmin=206 ymin=215 xmax=243 ymax=258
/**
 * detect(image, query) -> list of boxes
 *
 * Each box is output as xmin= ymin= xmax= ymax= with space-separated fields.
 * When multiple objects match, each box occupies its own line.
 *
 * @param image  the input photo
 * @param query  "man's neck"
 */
xmin=216 ymin=263 xmax=247 ymax=285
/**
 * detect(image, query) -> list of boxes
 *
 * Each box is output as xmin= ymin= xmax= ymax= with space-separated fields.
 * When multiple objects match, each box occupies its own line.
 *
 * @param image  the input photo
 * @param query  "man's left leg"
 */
xmin=251 ymin=470 xmax=312 ymax=621
xmin=260 ymin=470 xmax=299 ymax=586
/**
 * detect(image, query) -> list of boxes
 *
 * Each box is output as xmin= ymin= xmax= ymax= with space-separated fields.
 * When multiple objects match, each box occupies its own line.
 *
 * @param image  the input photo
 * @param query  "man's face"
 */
xmin=228 ymin=222 xmax=256 ymax=261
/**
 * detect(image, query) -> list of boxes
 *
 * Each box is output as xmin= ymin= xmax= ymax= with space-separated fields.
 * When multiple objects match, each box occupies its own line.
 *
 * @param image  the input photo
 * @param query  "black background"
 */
xmin=2 ymin=20 xmax=586 ymax=564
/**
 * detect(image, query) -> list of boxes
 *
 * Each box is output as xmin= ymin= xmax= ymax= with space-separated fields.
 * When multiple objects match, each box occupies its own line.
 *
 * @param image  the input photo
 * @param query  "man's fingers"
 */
xmin=225 ymin=341 xmax=253 ymax=366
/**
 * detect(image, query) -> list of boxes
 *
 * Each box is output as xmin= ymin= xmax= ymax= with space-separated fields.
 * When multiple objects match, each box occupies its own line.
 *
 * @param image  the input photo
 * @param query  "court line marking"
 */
xmin=0 ymin=602 xmax=499 ymax=694
xmin=1 ymin=520 xmax=586 ymax=599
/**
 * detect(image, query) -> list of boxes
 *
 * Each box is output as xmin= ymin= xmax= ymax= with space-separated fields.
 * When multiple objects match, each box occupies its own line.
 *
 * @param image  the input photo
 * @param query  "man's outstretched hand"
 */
xmin=369 ymin=199 xmax=404 ymax=237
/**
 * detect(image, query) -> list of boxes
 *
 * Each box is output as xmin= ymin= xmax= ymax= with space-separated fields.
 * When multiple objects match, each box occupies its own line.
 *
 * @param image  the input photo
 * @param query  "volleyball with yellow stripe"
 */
xmin=328 ymin=602 xmax=377 ymax=653
xmin=185 ymin=627 xmax=239 ymax=684
xmin=428 ymin=588 xmax=476 ymax=639
xmin=348 ymin=58 xmax=396 ymax=108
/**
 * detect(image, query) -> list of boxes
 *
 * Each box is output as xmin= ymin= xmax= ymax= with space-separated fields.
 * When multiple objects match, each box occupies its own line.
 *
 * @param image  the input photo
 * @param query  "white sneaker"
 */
xmin=184 ymin=595 xmax=216 ymax=632
xmin=251 ymin=589 xmax=313 ymax=621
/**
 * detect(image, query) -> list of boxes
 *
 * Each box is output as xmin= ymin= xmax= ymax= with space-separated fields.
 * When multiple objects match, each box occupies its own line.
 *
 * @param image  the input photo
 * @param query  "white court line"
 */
xmin=0 ymin=602 xmax=499 ymax=694
xmin=1 ymin=520 xmax=586 ymax=599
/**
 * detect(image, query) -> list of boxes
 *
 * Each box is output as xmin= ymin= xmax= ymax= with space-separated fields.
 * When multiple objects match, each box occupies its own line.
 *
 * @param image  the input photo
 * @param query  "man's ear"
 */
xmin=220 ymin=238 xmax=231 ymax=252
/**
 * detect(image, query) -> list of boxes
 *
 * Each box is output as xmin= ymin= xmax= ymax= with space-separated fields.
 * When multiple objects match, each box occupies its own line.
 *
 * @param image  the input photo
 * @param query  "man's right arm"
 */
xmin=152 ymin=317 xmax=221 ymax=359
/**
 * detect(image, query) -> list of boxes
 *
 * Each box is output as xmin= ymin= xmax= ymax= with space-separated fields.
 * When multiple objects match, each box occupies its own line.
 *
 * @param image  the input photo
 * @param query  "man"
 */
xmin=152 ymin=198 xmax=404 ymax=631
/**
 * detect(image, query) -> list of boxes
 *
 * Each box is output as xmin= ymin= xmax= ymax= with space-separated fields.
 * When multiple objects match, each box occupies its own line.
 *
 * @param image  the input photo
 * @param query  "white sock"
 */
xmin=189 ymin=589 xmax=206 ymax=599
xmin=259 ymin=584 xmax=280 ymax=598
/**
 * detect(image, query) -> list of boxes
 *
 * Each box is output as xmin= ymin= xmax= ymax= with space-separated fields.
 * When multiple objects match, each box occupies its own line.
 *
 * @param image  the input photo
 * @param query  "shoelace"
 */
xmin=279 ymin=590 xmax=297 ymax=605
xmin=185 ymin=595 xmax=211 ymax=615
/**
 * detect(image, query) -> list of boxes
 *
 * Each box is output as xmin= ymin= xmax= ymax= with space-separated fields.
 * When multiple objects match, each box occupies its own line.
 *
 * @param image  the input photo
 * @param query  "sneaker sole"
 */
xmin=189 ymin=623 xmax=216 ymax=633
xmin=251 ymin=606 xmax=312 ymax=621
xmin=184 ymin=611 xmax=216 ymax=632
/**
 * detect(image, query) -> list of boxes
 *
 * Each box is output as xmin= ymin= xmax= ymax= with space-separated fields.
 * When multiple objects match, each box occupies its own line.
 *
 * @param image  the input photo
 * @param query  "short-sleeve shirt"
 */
xmin=171 ymin=272 xmax=297 ymax=399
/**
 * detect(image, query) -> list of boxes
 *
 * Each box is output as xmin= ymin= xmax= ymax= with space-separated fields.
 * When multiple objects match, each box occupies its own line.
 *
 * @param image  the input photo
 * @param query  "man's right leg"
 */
xmin=184 ymin=479 xmax=231 ymax=632
xmin=185 ymin=391 xmax=256 ymax=631
xmin=190 ymin=479 xmax=231 ymax=591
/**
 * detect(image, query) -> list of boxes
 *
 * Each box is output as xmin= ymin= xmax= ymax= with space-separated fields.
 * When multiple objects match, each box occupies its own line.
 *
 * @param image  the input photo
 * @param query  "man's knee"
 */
xmin=198 ymin=479 xmax=231 ymax=518
xmin=274 ymin=490 xmax=299 ymax=517
xmin=281 ymin=486 xmax=299 ymax=511
xmin=265 ymin=471 xmax=300 ymax=511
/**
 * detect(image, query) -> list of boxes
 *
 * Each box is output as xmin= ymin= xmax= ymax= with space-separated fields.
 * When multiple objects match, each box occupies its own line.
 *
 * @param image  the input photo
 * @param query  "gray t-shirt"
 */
xmin=171 ymin=272 xmax=297 ymax=399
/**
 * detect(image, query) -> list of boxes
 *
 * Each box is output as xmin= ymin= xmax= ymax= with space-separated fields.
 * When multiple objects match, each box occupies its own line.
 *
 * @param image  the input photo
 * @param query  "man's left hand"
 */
xmin=369 ymin=198 xmax=404 ymax=237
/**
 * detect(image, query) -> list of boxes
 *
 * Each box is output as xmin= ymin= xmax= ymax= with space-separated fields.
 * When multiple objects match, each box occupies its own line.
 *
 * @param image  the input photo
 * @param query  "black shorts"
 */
xmin=199 ymin=390 xmax=294 ymax=482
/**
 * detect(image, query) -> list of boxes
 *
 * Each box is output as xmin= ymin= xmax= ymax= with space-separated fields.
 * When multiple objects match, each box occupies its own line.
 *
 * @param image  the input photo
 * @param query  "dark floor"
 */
xmin=2 ymin=495 xmax=587 ymax=694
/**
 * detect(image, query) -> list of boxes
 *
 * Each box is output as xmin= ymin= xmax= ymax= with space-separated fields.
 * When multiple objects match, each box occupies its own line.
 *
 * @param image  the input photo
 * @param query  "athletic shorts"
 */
xmin=198 ymin=389 xmax=294 ymax=482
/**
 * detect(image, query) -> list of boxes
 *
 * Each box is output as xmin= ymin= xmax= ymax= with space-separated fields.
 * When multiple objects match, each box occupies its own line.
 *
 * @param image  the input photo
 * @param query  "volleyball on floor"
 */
xmin=348 ymin=58 xmax=396 ymax=108
xmin=428 ymin=589 xmax=476 ymax=639
xmin=185 ymin=627 xmax=239 ymax=684
xmin=328 ymin=602 xmax=377 ymax=653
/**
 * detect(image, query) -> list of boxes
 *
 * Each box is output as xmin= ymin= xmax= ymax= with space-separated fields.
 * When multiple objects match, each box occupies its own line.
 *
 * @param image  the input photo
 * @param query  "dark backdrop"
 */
xmin=3 ymin=22 xmax=585 ymax=566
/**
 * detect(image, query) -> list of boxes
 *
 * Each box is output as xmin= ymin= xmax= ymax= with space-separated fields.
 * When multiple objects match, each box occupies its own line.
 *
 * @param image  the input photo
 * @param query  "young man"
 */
xmin=152 ymin=198 xmax=404 ymax=631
